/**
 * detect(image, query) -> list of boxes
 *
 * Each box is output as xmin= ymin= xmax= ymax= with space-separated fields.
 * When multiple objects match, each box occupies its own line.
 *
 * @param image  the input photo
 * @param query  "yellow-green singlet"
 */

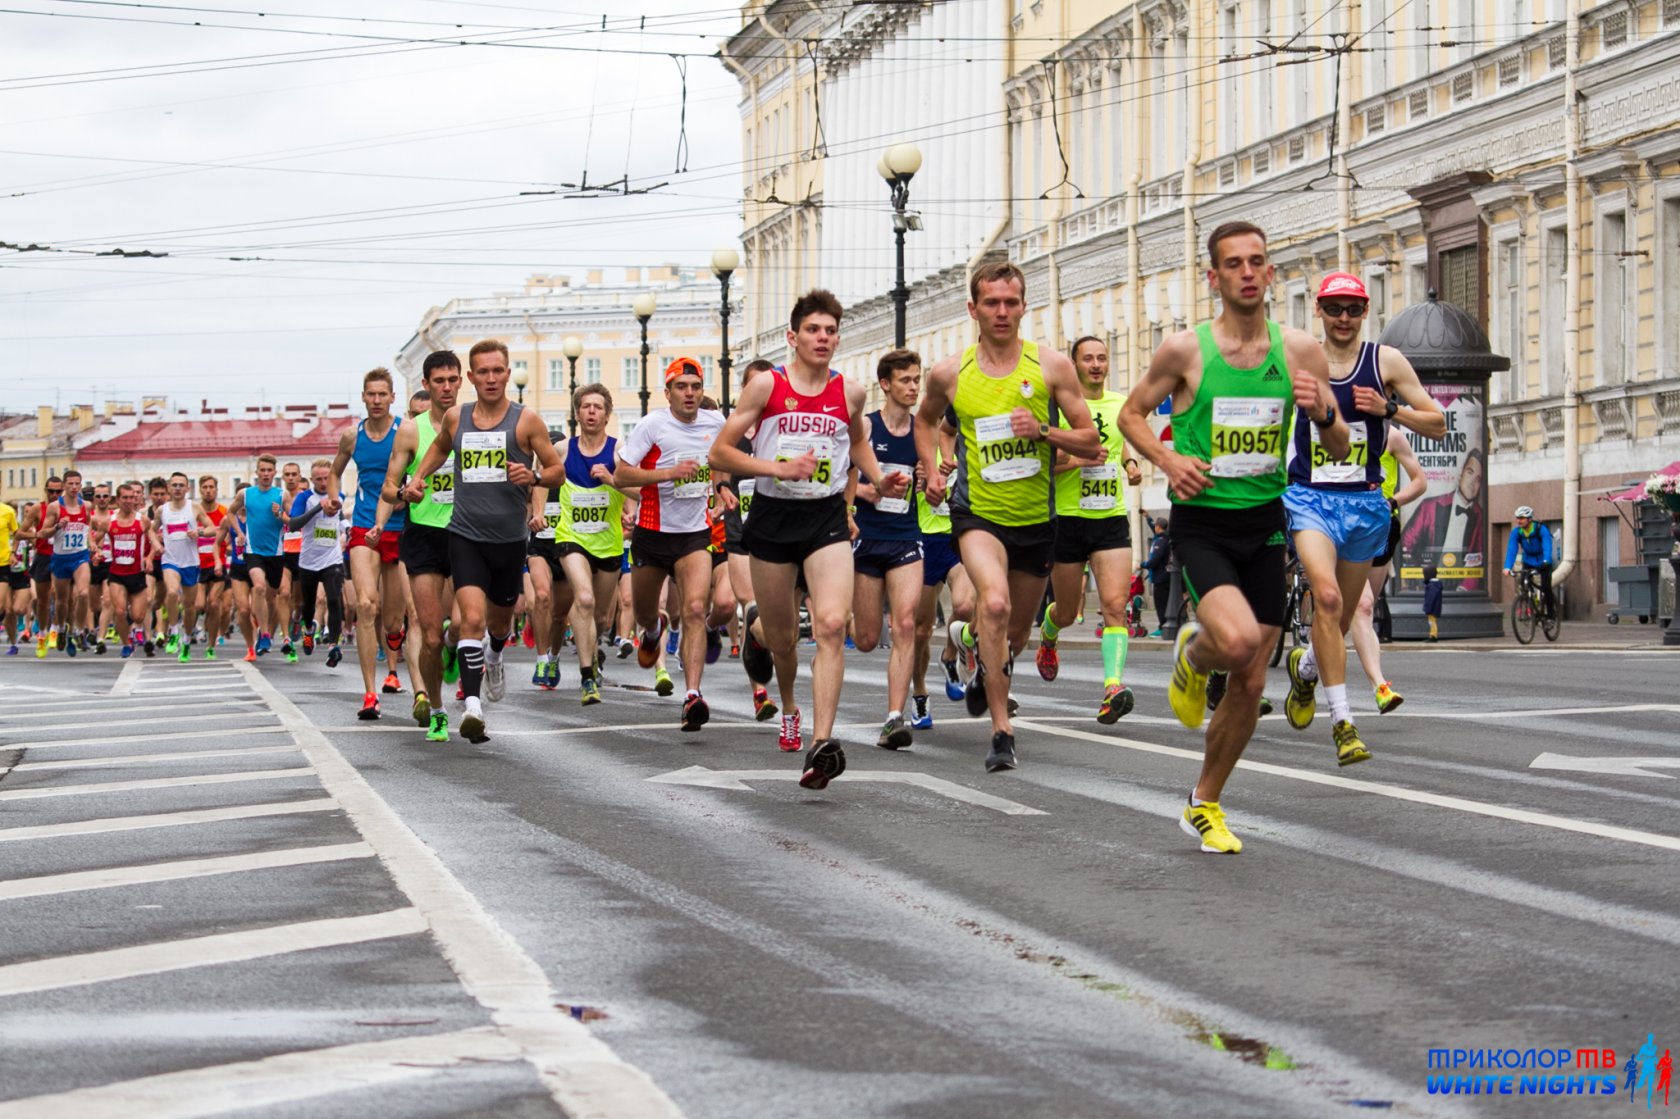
xmin=950 ymin=339 xmax=1053 ymax=526
xmin=404 ymin=411 xmax=454 ymax=528
xmin=1055 ymin=389 xmax=1129 ymax=520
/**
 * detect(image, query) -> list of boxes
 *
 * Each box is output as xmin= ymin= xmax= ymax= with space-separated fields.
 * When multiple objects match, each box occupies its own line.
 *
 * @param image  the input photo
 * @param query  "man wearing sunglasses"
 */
xmin=23 ymin=478 xmax=62 ymax=654
xmin=1280 ymin=272 xmax=1444 ymax=766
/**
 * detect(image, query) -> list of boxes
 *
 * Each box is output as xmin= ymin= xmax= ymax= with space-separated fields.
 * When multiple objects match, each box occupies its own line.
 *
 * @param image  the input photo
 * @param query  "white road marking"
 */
xmin=0 ymin=908 xmax=426 ymax=999
xmin=0 ymin=696 xmax=264 ymax=717
xmin=0 ymin=842 xmax=373 ymax=901
xmin=1394 ymin=703 xmax=1680 ymax=720
xmin=7 ymin=726 xmax=290 ymax=751
xmin=648 ymin=765 xmax=1049 ymax=816
xmin=0 ymin=1026 xmax=521 ymax=1118
xmin=0 ymin=798 xmax=339 ymax=843
xmin=125 ymin=684 xmax=254 ymax=697
xmin=9 ymin=745 xmax=301 ymax=772
xmin=111 ymin=660 xmax=142 ymax=695
xmin=1014 ymin=719 xmax=1680 ymax=853
xmin=1529 ymin=753 xmax=1680 ymax=778
xmin=236 ymin=660 xmax=681 ymax=1119
xmin=0 ymin=768 xmax=316 ymax=801
xmin=17 ymin=711 xmax=277 ymax=735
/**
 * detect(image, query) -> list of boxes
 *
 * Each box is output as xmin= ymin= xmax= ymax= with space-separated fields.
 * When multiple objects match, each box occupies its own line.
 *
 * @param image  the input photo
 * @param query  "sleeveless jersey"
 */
xmin=752 ymin=368 xmax=851 ymax=501
xmin=34 ymin=504 xmax=53 ymax=557
xmin=917 ymin=462 xmax=954 ymax=536
xmin=451 ymin=401 xmax=534 ymax=545
xmin=405 ymin=411 xmax=454 ymax=529
xmin=1055 ymin=389 xmax=1130 ymax=520
xmin=198 ymin=504 xmax=227 ymax=568
xmin=106 ymin=516 xmax=145 ymax=576
xmin=229 ymin=514 xmax=248 ymax=566
xmin=52 ymin=498 xmax=91 ymax=557
xmin=352 ymin=417 xmax=405 ymax=531
xmin=852 ymin=411 xmax=919 ymax=541
xmin=0 ymin=503 xmax=15 ymax=568
xmin=950 ymin=340 xmax=1052 ymax=526
xmin=556 ymin=436 xmax=625 ymax=559
xmin=1380 ymin=446 xmax=1400 ymax=501
xmin=282 ymin=485 xmax=304 ymax=554
xmin=296 ymin=492 xmax=342 ymax=571
xmin=158 ymin=501 xmax=199 ymax=567
xmin=1172 ymin=321 xmax=1293 ymax=510
xmin=1287 ymin=340 xmax=1386 ymax=491
xmin=244 ymin=483 xmax=286 ymax=557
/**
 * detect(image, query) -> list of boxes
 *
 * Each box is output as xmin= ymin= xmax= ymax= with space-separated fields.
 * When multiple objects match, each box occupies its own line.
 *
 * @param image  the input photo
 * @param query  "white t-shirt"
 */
xmin=618 ymin=408 xmax=726 ymax=534
xmin=296 ymin=492 xmax=343 ymax=572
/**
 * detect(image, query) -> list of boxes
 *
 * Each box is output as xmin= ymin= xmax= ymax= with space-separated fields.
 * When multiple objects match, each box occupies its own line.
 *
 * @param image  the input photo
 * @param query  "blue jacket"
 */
xmin=1504 ymin=523 xmax=1554 ymax=569
xmin=1422 ymin=579 xmax=1443 ymax=616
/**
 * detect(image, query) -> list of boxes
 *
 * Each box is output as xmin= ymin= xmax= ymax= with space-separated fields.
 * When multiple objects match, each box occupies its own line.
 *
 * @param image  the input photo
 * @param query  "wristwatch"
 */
xmin=1384 ymin=397 xmax=1399 ymax=419
xmin=1037 ymin=422 xmax=1050 ymax=440
xmin=1317 ymin=402 xmax=1338 ymax=427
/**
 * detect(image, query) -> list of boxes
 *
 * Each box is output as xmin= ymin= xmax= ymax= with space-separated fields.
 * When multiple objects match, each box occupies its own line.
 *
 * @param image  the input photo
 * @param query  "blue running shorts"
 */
xmin=1282 ymin=485 xmax=1392 ymax=563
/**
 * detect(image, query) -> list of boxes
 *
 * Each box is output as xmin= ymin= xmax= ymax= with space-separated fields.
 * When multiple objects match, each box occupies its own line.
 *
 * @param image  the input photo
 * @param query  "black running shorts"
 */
xmin=1371 ymin=508 xmax=1402 ymax=569
xmin=247 ymin=554 xmax=285 ymax=587
xmin=110 ymin=571 xmax=147 ymax=596
xmin=400 ymin=523 xmax=452 ymax=578
xmin=852 ymin=537 xmax=922 ymax=579
xmin=1168 ymin=499 xmax=1287 ymax=629
xmin=1052 ymin=514 xmax=1131 ymax=566
xmin=950 ymin=508 xmax=1054 ymax=579
xmin=556 ymin=542 xmax=622 ymax=576
xmin=447 ymin=535 xmax=525 ymax=608
xmin=631 ymin=526 xmax=711 ymax=575
xmin=742 ymin=493 xmax=849 ymax=566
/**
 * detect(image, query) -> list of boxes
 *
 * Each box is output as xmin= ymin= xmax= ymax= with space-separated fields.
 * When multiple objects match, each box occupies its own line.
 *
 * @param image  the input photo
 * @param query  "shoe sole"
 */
xmin=1377 ymin=695 xmax=1404 ymax=714
xmin=358 ymin=707 xmax=380 ymax=721
xmin=798 ymin=743 xmax=846 ymax=789
xmin=1285 ymin=648 xmax=1317 ymax=730
xmin=985 ymin=754 xmax=1017 ymax=773
xmin=877 ymin=728 xmax=912 ymax=750
xmin=1036 ymin=645 xmax=1058 ymax=682
xmin=755 ymin=701 xmax=778 ymax=722
xmin=412 ymin=701 xmax=431 ymax=727
xmin=681 ymin=702 xmax=709 ymax=732
xmin=1178 ymin=813 xmax=1239 ymax=854
xmin=1337 ymin=746 xmax=1373 ymax=766
xmin=459 ymin=715 xmax=488 ymax=743
xmin=655 ymin=679 xmax=674 ymax=697
xmin=1097 ymin=689 xmax=1135 ymax=725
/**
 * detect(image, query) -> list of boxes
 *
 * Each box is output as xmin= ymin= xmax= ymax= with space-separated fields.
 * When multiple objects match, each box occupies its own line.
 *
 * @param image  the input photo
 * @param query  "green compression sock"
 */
xmin=1040 ymin=606 xmax=1061 ymax=643
xmin=1101 ymin=625 xmax=1128 ymax=686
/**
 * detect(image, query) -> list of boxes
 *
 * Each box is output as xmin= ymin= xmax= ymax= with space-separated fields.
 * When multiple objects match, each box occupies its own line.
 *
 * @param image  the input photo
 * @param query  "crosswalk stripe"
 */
xmin=10 ymin=745 xmax=301 ymax=772
xmin=0 ymin=768 xmax=316 ymax=801
xmin=0 ymin=842 xmax=373 ymax=901
xmin=0 ymin=798 xmax=339 ymax=843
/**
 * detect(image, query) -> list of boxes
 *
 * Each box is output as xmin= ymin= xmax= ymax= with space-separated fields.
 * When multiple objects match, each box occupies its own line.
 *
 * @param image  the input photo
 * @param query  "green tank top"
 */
xmin=556 ymin=475 xmax=625 ymax=558
xmin=1055 ymin=389 xmax=1129 ymax=520
xmin=405 ymin=411 xmax=454 ymax=528
xmin=917 ymin=457 xmax=954 ymax=536
xmin=1172 ymin=321 xmax=1293 ymax=510
xmin=1380 ymin=446 xmax=1399 ymax=501
xmin=950 ymin=339 xmax=1053 ymax=526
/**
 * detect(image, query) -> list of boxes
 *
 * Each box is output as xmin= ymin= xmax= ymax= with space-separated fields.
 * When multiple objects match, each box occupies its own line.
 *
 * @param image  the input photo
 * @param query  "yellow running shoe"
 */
xmin=1373 ymin=681 xmax=1404 ymax=714
xmin=1332 ymin=719 xmax=1371 ymax=766
xmin=1168 ymin=622 xmax=1209 ymax=729
xmin=1284 ymin=646 xmax=1317 ymax=730
xmin=1180 ymin=799 xmax=1243 ymax=854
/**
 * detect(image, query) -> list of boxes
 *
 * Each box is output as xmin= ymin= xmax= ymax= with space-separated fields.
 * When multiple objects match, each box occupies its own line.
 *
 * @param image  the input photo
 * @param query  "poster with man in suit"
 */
xmin=1397 ymin=383 xmax=1486 ymax=592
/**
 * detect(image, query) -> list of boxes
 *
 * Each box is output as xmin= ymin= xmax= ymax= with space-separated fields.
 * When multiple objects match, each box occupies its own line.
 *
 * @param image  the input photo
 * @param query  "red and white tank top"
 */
xmin=53 ymin=499 xmax=91 ymax=557
xmin=752 ymin=368 xmax=851 ymax=501
xmin=107 ymin=517 xmax=145 ymax=576
xmin=199 ymin=504 xmax=227 ymax=567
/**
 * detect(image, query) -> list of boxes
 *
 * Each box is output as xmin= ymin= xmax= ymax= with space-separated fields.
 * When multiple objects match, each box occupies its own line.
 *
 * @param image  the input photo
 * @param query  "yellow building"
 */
xmin=0 ymin=407 xmax=100 ymax=505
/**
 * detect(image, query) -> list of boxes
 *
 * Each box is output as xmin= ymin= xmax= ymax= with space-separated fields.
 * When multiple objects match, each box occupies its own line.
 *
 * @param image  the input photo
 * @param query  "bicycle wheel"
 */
xmin=1270 ymin=613 xmax=1288 ymax=666
xmin=1512 ymin=592 xmax=1536 ymax=644
xmin=1542 ymin=610 xmax=1560 ymax=642
xmin=1294 ymin=588 xmax=1315 ymax=648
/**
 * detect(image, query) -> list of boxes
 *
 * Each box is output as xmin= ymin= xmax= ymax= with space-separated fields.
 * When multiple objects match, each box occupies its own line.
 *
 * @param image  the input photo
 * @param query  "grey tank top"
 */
xmin=450 ymin=401 xmax=534 ymax=543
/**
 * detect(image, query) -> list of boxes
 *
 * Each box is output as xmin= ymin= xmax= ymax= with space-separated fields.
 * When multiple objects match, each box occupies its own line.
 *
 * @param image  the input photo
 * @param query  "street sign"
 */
xmin=647 ymin=766 xmax=1047 ymax=815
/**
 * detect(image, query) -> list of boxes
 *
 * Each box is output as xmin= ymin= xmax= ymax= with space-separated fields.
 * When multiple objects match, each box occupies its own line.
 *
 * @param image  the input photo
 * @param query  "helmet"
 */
xmin=1514 ymin=505 xmax=1534 ymax=519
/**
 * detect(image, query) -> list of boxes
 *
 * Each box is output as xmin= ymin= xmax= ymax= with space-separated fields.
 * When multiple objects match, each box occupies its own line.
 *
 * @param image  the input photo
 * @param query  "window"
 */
xmin=1366 ymin=270 xmax=1390 ymax=336
xmin=547 ymin=358 xmax=565 ymax=391
xmin=1288 ymin=286 xmax=1308 ymax=330
xmin=1439 ymin=245 xmax=1481 ymax=326
xmin=1409 ymin=89 xmax=1429 ymax=121
xmin=620 ymin=356 xmax=639 ymax=390
xmin=1600 ymin=11 xmax=1628 ymax=50
xmin=1497 ymin=239 xmax=1525 ymax=401
xmin=699 ymin=354 xmax=716 ymax=390
xmin=585 ymin=356 xmax=602 ymax=384
xmin=1452 ymin=72 xmax=1474 ymax=104
xmin=1661 ymin=195 xmax=1680 ymax=375
xmin=1599 ymin=209 xmax=1630 ymax=385
xmin=1364 ymin=0 xmax=1390 ymax=95
xmin=31 ymin=468 xmax=37 ymax=487
xmin=1498 ymin=55 xmax=1520 ymax=88
xmin=1600 ymin=515 xmax=1622 ymax=603
xmin=1541 ymin=224 xmax=1567 ymax=396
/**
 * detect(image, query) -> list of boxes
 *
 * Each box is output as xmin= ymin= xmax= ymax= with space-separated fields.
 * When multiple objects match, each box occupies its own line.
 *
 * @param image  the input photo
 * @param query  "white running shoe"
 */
xmin=485 ymin=660 xmax=507 ymax=702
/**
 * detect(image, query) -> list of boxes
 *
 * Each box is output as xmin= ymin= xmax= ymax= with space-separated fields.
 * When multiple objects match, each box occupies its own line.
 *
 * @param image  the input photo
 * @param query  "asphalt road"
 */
xmin=2 ymin=634 xmax=1677 ymax=1118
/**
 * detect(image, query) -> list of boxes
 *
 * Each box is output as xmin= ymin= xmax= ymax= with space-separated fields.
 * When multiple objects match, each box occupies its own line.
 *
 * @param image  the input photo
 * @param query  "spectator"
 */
xmin=1143 ymin=515 xmax=1172 ymax=635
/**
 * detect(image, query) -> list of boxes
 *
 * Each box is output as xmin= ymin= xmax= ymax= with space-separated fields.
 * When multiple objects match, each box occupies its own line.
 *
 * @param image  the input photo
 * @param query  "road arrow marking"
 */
xmin=647 ymin=765 xmax=1048 ymax=816
xmin=1529 ymin=753 xmax=1680 ymax=779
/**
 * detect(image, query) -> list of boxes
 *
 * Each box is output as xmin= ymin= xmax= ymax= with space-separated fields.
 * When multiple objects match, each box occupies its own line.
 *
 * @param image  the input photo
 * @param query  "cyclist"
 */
xmin=1504 ymin=506 xmax=1555 ymax=620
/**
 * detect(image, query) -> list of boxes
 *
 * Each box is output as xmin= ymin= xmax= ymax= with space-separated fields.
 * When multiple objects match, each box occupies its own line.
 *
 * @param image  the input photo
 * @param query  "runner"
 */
xmin=1117 ymin=220 xmax=1347 ymax=853
xmin=142 ymin=476 xmax=167 ymax=640
xmin=615 ymin=356 xmax=728 ymax=731
xmin=1033 ymin=335 xmax=1145 ymax=723
xmin=88 ymin=483 xmax=114 ymax=651
xmin=849 ymin=349 xmax=926 ymax=750
xmin=227 ymin=454 xmax=290 ymax=661
xmin=218 ymin=486 xmax=259 ymax=661
xmin=717 ymin=359 xmax=779 ymax=722
xmin=1347 ymin=427 xmax=1427 ymax=713
xmin=149 ymin=471 xmax=216 ymax=663
xmin=329 ymin=368 xmax=410 ymax=720
xmin=402 ymin=339 xmax=564 ymax=744
xmin=24 ymin=477 xmax=62 ymax=655
xmin=711 ymin=291 xmax=908 ymax=785
xmin=285 ymin=460 xmax=347 ymax=668
xmin=909 ymin=415 xmax=974 ymax=729
xmin=98 ymin=482 xmax=152 ymax=657
xmin=195 ymin=475 xmax=229 ymax=658
xmin=1281 ymin=272 xmax=1445 ymax=763
xmin=0 ymin=496 xmax=19 ymax=654
xmin=915 ymin=262 xmax=1098 ymax=774
xmin=376 ymin=350 xmax=462 ymax=741
xmin=35 ymin=468 xmax=96 ymax=657
xmin=278 ymin=461 xmax=306 ymax=647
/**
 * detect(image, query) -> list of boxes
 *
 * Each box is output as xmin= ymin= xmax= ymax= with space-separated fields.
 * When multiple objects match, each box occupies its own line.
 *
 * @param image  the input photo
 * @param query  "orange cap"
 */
xmin=664 ymin=356 xmax=703 ymax=385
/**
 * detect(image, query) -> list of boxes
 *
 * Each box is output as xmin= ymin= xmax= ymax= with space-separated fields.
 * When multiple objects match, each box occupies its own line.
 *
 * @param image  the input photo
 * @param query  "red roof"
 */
xmin=78 ymin=417 xmax=356 ymax=461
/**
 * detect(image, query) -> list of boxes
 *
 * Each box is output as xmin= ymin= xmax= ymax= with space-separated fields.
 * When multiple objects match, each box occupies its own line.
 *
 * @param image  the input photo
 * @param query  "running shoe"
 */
xmin=425 ymin=712 xmax=450 ymax=742
xmin=358 ymin=693 xmax=380 ymax=721
xmin=910 ymin=694 xmax=932 ymax=730
xmin=178 ymin=639 xmax=192 ymax=663
xmin=485 ymin=660 xmax=506 ymax=702
xmin=531 ymin=661 xmax=547 ymax=688
xmin=741 ymin=605 xmax=773 ymax=685
xmin=948 ymin=620 xmax=976 ymax=674
xmin=119 ymin=643 xmax=132 ymax=659
xmin=799 ymin=738 xmax=846 ymax=790
xmin=752 ymin=686 xmax=777 ymax=722
xmin=877 ymin=714 xmax=912 ymax=751
xmin=284 ymin=645 xmax=298 ymax=664
xmin=325 ymin=645 xmax=342 ymax=668
xmin=1035 ymin=638 xmax=1059 ymax=682
xmin=1373 ymin=682 xmax=1404 ymax=714
xmin=165 ymin=634 xmax=178 ymax=655
xmin=255 ymin=632 xmax=271 ymax=656
xmin=521 ymin=620 xmax=535 ymax=649
xmin=1180 ymin=799 xmax=1242 ymax=854
xmin=985 ymin=731 xmax=1018 ymax=773
xmin=778 ymin=710 xmax=802 ymax=752
xmin=382 ymin=670 xmax=402 ymax=694
xmin=666 ymin=624 xmax=680 ymax=656
xmin=6 ymin=644 xmax=16 ymax=657
xmin=1167 ymin=621 xmax=1209 ymax=730
xmin=1258 ymin=695 xmax=1275 ymax=717
xmin=460 ymin=707 xmax=488 ymax=744
xmin=441 ymin=643 xmax=460 ymax=683
xmin=1206 ymin=671 xmax=1227 ymax=711
xmin=1284 ymin=646 xmax=1317 ymax=730
xmin=615 ymin=637 xmax=635 ymax=660
xmin=681 ymin=693 xmax=710 ymax=732
xmin=143 ymin=638 xmax=155 ymax=657
xmin=638 ymin=614 xmax=667 ymax=670
xmin=376 ymin=647 xmax=385 ymax=663
xmin=35 ymin=635 xmax=46 ymax=659
xmin=103 ymin=625 xmax=118 ymax=643
xmin=1333 ymin=719 xmax=1371 ymax=766
xmin=55 ymin=628 xmax=65 ymax=651
xmin=204 ymin=646 xmax=216 ymax=660
xmin=65 ymin=633 xmax=79 ymax=658
xmin=653 ymin=667 xmax=674 ymax=697
xmin=964 ymin=660 xmax=989 ymax=718
xmin=729 ymin=642 xmax=740 ymax=658
xmin=412 ymin=692 xmax=431 ymax=728
xmin=302 ymin=631 xmax=314 ymax=655
xmin=455 ymin=685 xmax=464 ymax=701
xmin=940 ymin=654 xmax=964 ymax=701
xmin=1097 ymin=684 xmax=1134 ymax=724
xmin=580 ymin=676 xmax=601 ymax=706
xmin=95 ymin=638 xmax=107 ymax=656
xmin=594 ymin=646 xmax=606 ymax=676
xmin=705 ymin=625 xmax=723 ymax=665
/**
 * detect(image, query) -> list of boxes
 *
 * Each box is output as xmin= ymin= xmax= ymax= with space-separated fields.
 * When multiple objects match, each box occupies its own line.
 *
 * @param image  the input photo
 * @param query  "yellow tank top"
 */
xmin=950 ymin=340 xmax=1052 ymax=526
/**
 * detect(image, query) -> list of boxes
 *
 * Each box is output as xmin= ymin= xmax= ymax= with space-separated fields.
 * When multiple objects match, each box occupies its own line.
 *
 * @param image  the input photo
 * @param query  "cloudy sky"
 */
xmin=0 ymin=1 xmax=745 ymax=413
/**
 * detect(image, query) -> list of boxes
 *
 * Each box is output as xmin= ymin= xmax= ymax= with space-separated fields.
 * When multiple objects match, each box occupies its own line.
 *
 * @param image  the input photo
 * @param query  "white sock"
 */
xmin=1299 ymin=646 xmax=1319 ymax=682
xmin=887 ymin=709 xmax=901 ymax=722
xmin=685 ymin=689 xmax=699 ymax=700
xmin=464 ymin=696 xmax=482 ymax=716
xmin=1325 ymin=684 xmax=1351 ymax=724
xmin=1189 ymin=792 xmax=1207 ymax=807
xmin=537 ymin=653 xmax=550 ymax=665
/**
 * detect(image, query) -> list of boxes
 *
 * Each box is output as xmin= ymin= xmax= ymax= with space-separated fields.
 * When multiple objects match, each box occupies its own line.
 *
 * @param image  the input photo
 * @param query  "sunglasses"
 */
xmin=1319 ymin=302 xmax=1367 ymax=319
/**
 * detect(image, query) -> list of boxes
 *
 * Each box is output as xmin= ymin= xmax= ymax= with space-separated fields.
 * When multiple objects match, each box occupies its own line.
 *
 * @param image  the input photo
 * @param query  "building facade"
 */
xmin=729 ymin=0 xmax=1680 ymax=618
xmin=73 ymin=406 xmax=357 ymax=497
xmin=1 ymin=407 xmax=108 ymax=505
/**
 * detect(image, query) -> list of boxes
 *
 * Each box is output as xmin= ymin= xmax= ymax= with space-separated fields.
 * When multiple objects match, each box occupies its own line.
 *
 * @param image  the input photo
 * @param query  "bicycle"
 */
xmin=1269 ymin=555 xmax=1315 ymax=666
xmin=1509 ymin=566 xmax=1560 ymax=645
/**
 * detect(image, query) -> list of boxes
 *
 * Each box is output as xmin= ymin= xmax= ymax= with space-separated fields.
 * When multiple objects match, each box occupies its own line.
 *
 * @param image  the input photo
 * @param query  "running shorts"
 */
xmin=111 ymin=571 xmax=147 ymax=596
xmin=399 ymin=524 xmax=452 ymax=578
xmin=1371 ymin=508 xmax=1402 ymax=569
xmin=1282 ymin=485 xmax=1392 ymax=565
xmin=6 ymin=570 xmax=29 ymax=592
xmin=1052 ymin=515 xmax=1131 ymax=566
xmin=348 ymin=525 xmax=402 ymax=565
xmin=722 ymin=504 xmax=745 ymax=553
xmin=50 ymin=552 xmax=90 ymax=581
xmin=227 ymin=562 xmax=251 ymax=585
xmin=741 ymin=493 xmax=849 ymax=567
xmin=951 ymin=509 xmax=1054 ymax=579
xmin=161 ymin=561 xmax=200 ymax=588
xmin=1169 ymin=499 xmax=1287 ymax=629
xmin=198 ymin=566 xmax=222 ymax=586
xmin=631 ymin=526 xmax=712 ymax=575
xmin=921 ymin=534 xmax=961 ymax=587
xmin=283 ymin=552 xmax=300 ymax=578
xmin=247 ymin=554 xmax=286 ymax=587
xmin=90 ymin=562 xmax=109 ymax=587
xmin=448 ymin=535 xmax=525 ymax=608
xmin=852 ymin=537 xmax=923 ymax=579
xmin=30 ymin=554 xmax=51 ymax=583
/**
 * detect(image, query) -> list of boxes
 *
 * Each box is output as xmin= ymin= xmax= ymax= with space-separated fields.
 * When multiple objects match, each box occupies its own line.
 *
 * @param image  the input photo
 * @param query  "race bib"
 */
xmin=537 ymin=500 xmax=561 ymax=540
xmin=737 ymin=478 xmax=755 ymax=522
xmin=198 ymin=536 xmax=216 ymax=557
xmin=570 ymin=490 xmax=610 ymax=535
xmin=973 ymin=413 xmax=1041 ymax=483
xmin=460 ymin=431 xmax=508 ymax=484
xmin=672 ymin=461 xmax=712 ymax=502
xmin=874 ymin=463 xmax=911 ymax=515
xmin=1078 ymin=462 xmax=1120 ymax=511
xmin=1208 ymin=397 xmax=1285 ymax=479
xmin=427 ymin=453 xmax=455 ymax=505
xmin=165 ymin=520 xmax=192 ymax=541
xmin=58 ymin=523 xmax=88 ymax=552
xmin=772 ymin=434 xmax=834 ymax=498
xmin=312 ymin=523 xmax=338 ymax=543
xmin=112 ymin=536 xmax=138 ymax=560
xmin=1308 ymin=424 xmax=1369 ymax=485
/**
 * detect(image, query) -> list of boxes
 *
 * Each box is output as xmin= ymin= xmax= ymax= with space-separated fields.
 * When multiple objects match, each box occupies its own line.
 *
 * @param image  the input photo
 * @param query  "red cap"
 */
xmin=663 ymin=356 xmax=703 ymax=385
xmin=1315 ymin=272 xmax=1368 ymax=301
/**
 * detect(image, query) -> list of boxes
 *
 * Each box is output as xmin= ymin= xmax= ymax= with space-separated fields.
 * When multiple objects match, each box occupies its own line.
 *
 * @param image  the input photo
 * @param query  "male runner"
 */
xmin=24 ymin=476 xmax=62 ymax=655
xmin=0 ymin=497 xmax=18 ymax=653
xmin=88 ymin=482 xmax=114 ymax=650
xmin=909 ymin=418 xmax=974 ymax=729
xmin=278 ymin=461 xmax=306 ymax=644
xmin=329 ymin=368 xmax=409 ymax=719
xmin=227 ymin=454 xmax=291 ymax=660
xmin=1281 ymin=272 xmax=1444 ymax=763
xmin=717 ymin=359 xmax=779 ymax=723
xmin=1347 ymin=427 xmax=1426 ymax=712
xmin=150 ymin=471 xmax=216 ymax=662
xmin=36 ymin=468 xmax=96 ymax=657
xmin=850 ymin=349 xmax=926 ymax=750
xmin=916 ymin=263 xmax=1098 ymax=774
xmin=285 ymin=461 xmax=347 ymax=667
xmin=616 ymin=357 xmax=728 ymax=730
xmin=1117 ymin=220 xmax=1347 ymax=853
xmin=95 ymin=482 xmax=151 ymax=657
xmin=711 ymin=291 xmax=908 ymax=786
xmin=376 ymin=350 xmax=462 ymax=741
xmin=1033 ymin=335 xmax=1145 ymax=723
xmin=195 ymin=475 xmax=229 ymax=656
xmin=403 ymin=339 xmax=563 ymax=744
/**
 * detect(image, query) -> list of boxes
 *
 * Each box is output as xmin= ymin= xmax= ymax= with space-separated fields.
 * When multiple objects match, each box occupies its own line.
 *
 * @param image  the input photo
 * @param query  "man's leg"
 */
xmin=248 ymin=565 xmax=273 ymax=645
xmin=956 ymin=529 xmax=1028 ymax=736
xmin=673 ymin=550 xmax=713 ymax=695
xmin=527 ymin=556 xmax=554 ymax=672
xmin=72 ymin=564 xmax=93 ymax=634
xmin=159 ymin=569 xmax=184 ymax=643
xmin=880 ymin=561 xmax=922 ymax=722
xmin=798 ymin=541 xmax=854 ymax=741
xmin=231 ymin=578 xmax=254 ymax=654
xmin=410 ymin=572 xmax=447 ymax=705
xmin=850 ymin=572 xmax=885 ymax=652
xmin=349 ymin=546 xmax=384 ymax=698
xmin=750 ymin=557 xmax=801 ymax=716
xmin=1190 ymin=587 xmax=1276 ymax=803
xmin=1539 ymin=566 xmax=1556 ymax=619
xmin=912 ymin=582 xmax=939 ymax=697
xmin=378 ymin=559 xmax=406 ymax=685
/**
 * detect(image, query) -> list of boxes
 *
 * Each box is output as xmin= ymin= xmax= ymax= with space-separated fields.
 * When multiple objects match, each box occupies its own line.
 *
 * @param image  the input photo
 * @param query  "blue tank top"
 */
xmin=565 ymin=434 xmax=617 ymax=487
xmin=230 ymin=514 xmax=247 ymax=564
xmin=244 ymin=483 xmax=286 ymax=556
xmin=352 ymin=418 xmax=405 ymax=531
xmin=1287 ymin=340 xmax=1387 ymax=492
xmin=851 ymin=410 xmax=919 ymax=541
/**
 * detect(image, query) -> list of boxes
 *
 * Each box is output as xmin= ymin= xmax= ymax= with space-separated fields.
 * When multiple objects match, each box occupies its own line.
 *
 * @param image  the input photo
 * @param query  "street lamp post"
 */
xmin=512 ymin=365 xmax=529 ymax=405
xmin=633 ymin=292 xmax=658 ymax=417
xmin=878 ymin=143 xmax=923 ymax=349
xmin=712 ymin=247 xmax=739 ymax=413
xmin=561 ymin=335 xmax=584 ymax=436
